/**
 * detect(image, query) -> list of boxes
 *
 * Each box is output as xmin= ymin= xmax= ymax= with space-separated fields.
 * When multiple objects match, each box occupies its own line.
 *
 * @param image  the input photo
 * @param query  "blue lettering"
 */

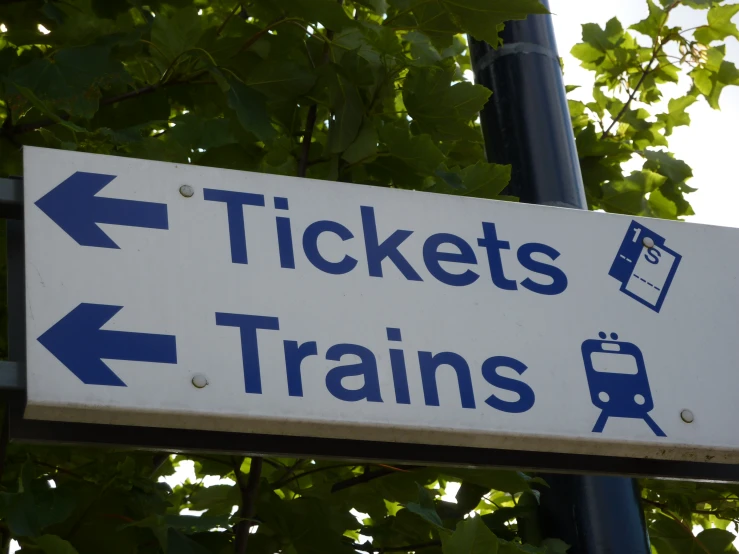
xmin=481 ymin=356 xmax=535 ymax=413
xmin=418 ymin=351 xmax=475 ymax=409
xmin=360 ymin=206 xmax=422 ymax=281
xmin=215 ymin=312 xmax=279 ymax=394
xmin=517 ymin=243 xmax=567 ymax=295
xmin=284 ymin=340 xmax=318 ymax=397
xmin=303 ymin=220 xmax=358 ymax=275
xmin=275 ymin=197 xmax=295 ymax=269
xmin=477 ymin=222 xmax=517 ymax=290
xmin=387 ymin=327 xmax=410 ymax=404
xmin=203 ymin=189 xmax=265 ymax=264
xmin=325 ymin=343 xmax=383 ymax=402
xmin=423 ymin=233 xmax=479 ymax=287
xmin=645 ymin=248 xmax=661 ymax=265
xmin=276 ymin=217 xmax=295 ymax=268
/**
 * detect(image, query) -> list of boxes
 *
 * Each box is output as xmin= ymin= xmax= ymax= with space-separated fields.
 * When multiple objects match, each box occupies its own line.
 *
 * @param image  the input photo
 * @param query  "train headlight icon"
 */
xmin=581 ymin=332 xmax=666 ymax=437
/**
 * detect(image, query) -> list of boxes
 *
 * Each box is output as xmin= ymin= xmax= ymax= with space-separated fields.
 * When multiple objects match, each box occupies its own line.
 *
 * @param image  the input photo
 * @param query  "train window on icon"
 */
xmin=589 ymin=352 xmax=639 ymax=375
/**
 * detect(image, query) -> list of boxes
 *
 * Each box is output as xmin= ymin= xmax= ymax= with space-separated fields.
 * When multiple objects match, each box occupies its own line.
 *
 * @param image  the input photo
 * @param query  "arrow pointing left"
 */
xmin=35 ymin=171 xmax=169 ymax=249
xmin=37 ymin=303 xmax=178 ymax=386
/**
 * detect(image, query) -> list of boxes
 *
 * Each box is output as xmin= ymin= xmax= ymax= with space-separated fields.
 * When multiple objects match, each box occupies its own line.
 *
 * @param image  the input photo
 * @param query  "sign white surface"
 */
xmin=22 ymin=146 xmax=739 ymax=463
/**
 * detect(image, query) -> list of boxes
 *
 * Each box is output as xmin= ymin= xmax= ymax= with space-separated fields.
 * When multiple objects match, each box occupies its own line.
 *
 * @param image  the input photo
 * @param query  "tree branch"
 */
xmin=641 ymin=497 xmax=711 ymax=554
xmin=273 ymin=463 xmax=357 ymax=489
xmin=10 ymin=15 xmax=282 ymax=135
xmin=270 ymin=459 xmax=309 ymax=489
xmin=298 ymin=104 xmax=318 ymax=178
xmin=601 ymin=61 xmax=656 ymax=138
xmin=297 ymin=0 xmax=341 ymax=177
xmin=11 ymin=79 xmax=195 ymax=134
xmin=237 ymin=17 xmax=303 ymax=54
xmin=602 ymin=1 xmax=681 ymax=138
xmin=217 ymin=3 xmax=243 ymax=36
xmin=32 ymin=460 xmax=88 ymax=481
xmin=331 ymin=466 xmax=421 ymax=493
xmin=234 ymin=457 xmax=263 ymax=554
xmin=150 ymin=453 xmax=171 ymax=478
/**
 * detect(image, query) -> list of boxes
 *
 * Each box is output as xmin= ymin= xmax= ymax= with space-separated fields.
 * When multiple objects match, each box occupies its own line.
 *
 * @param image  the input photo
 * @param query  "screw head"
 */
xmin=642 ymin=236 xmax=655 ymax=249
xmin=191 ymin=374 xmax=208 ymax=389
xmin=179 ymin=184 xmax=195 ymax=198
xmin=680 ymin=409 xmax=694 ymax=423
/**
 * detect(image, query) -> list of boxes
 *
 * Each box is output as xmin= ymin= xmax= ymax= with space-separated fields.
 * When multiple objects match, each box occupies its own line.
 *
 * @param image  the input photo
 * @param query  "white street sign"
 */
xmin=22 ymin=146 xmax=739 ymax=464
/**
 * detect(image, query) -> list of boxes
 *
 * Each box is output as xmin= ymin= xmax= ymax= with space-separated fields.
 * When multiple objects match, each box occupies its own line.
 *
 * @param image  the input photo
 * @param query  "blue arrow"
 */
xmin=35 ymin=172 xmax=169 ymax=249
xmin=37 ymin=303 xmax=178 ymax=386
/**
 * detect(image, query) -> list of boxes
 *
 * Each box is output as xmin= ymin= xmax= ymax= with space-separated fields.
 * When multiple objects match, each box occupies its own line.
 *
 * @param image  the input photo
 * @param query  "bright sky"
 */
xmin=550 ymin=0 xmax=739 ymax=228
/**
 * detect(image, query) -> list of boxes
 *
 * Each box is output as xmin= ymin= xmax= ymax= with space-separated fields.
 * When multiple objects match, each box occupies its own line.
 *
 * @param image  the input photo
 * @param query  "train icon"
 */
xmin=581 ymin=332 xmax=666 ymax=437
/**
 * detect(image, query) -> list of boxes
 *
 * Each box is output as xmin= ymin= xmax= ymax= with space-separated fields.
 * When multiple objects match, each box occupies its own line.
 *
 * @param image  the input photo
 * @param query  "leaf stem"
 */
xmin=331 ymin=465 xmax=421 ymax=493
xmin=298 ymin=104 xmax=318 ymax=178
xmin=297 ymin=2 xmax=340 ymax=178
xmin=217 ymin=3 xmax=243 ymax=36
xmin=273 ymin=463 xmax=358 ymax=489
xmin=642 ymin=497 xmax=711 ymax=554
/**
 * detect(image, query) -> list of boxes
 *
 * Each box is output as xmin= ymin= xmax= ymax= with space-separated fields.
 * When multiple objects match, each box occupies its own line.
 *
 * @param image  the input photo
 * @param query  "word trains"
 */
xmin=217 ymin=313 xmax=536 ymax=415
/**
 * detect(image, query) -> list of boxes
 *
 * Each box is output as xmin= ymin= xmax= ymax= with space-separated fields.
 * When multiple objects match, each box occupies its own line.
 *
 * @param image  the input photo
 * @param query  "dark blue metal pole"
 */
xmin=468 ymin=3 xmax=651 ymax=553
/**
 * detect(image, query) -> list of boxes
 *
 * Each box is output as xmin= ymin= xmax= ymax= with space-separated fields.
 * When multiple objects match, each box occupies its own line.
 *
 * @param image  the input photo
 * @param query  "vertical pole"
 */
xmin=468 ymin=3 xmax=651 ymax=553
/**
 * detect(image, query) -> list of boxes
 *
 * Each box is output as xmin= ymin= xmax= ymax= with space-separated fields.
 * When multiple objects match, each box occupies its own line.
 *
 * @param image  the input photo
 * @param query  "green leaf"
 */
xmin=405 ymin=485 xmax=445 ymax=529
xmin=630 ymin=0 xmax=663 ymax=39
xmin=355 ymin=0 xmax=389 ymax=14
xmin=571 ymin=43 xmax=605 ymax=64
xmin=683 ymin=0 xmax=717 ymax=8
xmin=442 ymin=470 xmax=531 ymax=495
xmin=649 ymin=188 xmax=678 ymax=219
xmin=245 ymin=61 xmax=316 ymax=99
xmin=581 ymin=20 xmax=622 ymax=52
xmin=402 ymin=1 xmax=460 ymax=50
xmin=437 ymin=0 xmax=548 ymax=49
xmin=430 ymin=162 xmax=511 ymax=198
xmin=656 ymin=95 xmax=696 ymax=136
xmin=643 ymin=150 xmax=693 ymax=184
xmin=380 ymin=123 xmax=444 ymax=175
xmin=541 ymin=539 xmax=570 ymax=554
xmin=0 ymin=485 xmax=77 ymax=538
xmin=166 ymin=528 xmax=212 ymax=554
xmin=164 ymin=514 xmax=232 ymax=533
xmin=403 ymin=66 xmax=489 ymax=140
xmin=280 ymin=0 xmax=355 ymax=30
xmin=7 ymin=45 xmax=130 ymax=119
xmin=342 ymin=120 xmax=378 ymax=164
xmin=442 ymin=517 xmax=498 ymax=554
xmin=326 ymin=83 xmax=364 ymax=154
xmin=226 ymin=79 xmax=276 ymax=142
xmin=150 ymin=7 xmax=205 ymax=67
xmin=696 ymin=528 xmax=738 ymax=553
xmin=694 ymin=3 xmax=739 ymax=44
xmin=648 ymin=514 xmax=697 ymax=554
xmin=35 ymin=535 xmax=80 ymax=554
xmin=91 ymin=0 xmax=131 ymax=19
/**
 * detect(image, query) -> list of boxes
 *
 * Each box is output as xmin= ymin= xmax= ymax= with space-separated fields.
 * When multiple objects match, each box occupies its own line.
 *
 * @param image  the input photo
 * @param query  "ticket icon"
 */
xmin=609 ymin=221 xmax=681 ymax=313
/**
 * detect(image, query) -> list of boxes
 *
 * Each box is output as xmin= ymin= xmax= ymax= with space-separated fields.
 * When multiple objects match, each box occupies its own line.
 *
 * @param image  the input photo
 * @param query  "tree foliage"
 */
xmin=0 ymin=0 xmax=738 ymax=553
xmin=569 ymin=0 xmax=739 ymax=220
